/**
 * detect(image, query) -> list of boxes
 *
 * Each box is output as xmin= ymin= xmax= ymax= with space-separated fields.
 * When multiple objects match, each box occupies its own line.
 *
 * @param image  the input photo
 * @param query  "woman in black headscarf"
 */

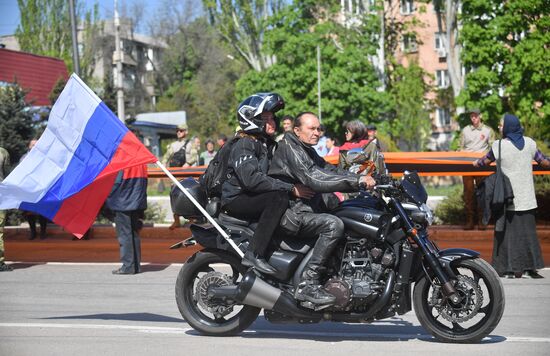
xmin=474 ymin=114 xmax=550 ymax=278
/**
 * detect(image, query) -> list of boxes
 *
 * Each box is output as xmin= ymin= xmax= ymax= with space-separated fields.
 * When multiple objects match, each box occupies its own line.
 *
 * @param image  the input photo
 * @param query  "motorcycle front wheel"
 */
xmin=175 ymin=250 xmax=261 ymax=336
xmin=413 ymin=258 xmax=505 ymax=343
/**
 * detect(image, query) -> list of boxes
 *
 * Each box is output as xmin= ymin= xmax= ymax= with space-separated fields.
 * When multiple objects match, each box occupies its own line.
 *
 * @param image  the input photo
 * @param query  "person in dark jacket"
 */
xmin=222 ymin=93 xmax=314 ymax=275
xmin=269 ymin=112 xmax=376 ymax=305
xmin=106 ymin=164 xmax=148 ymax=275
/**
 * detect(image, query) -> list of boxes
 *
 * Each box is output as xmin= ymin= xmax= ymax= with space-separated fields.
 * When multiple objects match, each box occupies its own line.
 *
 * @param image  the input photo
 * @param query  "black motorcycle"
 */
xmin=169 ymin=171 xmax=504 ymax=343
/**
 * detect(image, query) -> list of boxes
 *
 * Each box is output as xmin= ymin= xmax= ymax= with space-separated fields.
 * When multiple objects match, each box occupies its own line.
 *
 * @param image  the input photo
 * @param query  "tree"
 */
xmin=203 ymin=0 xmax=286 ymax=71
xmin=457 ymin=0 xmax=550 ymax=139
xmin=433 ymin=0 xmax=463 ymax=99
xmin=16 ymin=0 xmax=101 ymax=79
xmin=0 ymin=84 xmax=35 ymax=164
xmin=235 ymin=0 xmax=391 ymax=138
xmin=389 ymin=63 xmax=433 ymax=151
xmin=156 ymin=18 xmax=247 ymax=138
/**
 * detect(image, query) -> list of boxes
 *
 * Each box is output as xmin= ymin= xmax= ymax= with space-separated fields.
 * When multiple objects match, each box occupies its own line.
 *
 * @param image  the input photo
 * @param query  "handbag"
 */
xmin=490 ymin=139 xmax=513 ymax=210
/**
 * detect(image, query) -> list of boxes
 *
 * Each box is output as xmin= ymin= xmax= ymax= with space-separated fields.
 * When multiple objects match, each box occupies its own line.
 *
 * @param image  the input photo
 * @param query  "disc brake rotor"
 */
xmin=432 ymin=275 xmax=483 ymax=323
xmin=195 ymin=271 xmax=235 ymax=318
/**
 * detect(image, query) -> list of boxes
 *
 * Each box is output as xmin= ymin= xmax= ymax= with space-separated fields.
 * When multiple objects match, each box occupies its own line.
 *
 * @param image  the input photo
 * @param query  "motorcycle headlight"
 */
xmin=420 ymin=203 xmax=434 ymax=225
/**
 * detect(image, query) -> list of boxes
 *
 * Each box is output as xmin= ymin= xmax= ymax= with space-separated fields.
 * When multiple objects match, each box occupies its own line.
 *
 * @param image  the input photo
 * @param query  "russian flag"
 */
xmin=0 ymin=74 xmax=157 ymax=237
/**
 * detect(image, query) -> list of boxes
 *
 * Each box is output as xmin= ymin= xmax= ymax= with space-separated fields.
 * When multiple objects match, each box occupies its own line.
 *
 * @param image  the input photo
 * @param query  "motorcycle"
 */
xmin=168 ymin=169 xmax=505 ymax=343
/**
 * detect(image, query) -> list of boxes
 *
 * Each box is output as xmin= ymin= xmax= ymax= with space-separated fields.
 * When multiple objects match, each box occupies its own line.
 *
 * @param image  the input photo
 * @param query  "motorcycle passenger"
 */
xmin=222 ymin=93 xmax=315 ymax=275
xmin=269 ymin=112 xmax=376 ymax=305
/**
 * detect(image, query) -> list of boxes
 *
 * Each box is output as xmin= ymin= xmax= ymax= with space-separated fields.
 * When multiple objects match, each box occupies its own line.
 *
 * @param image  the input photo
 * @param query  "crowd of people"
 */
xmin=1 ymin=93 xmax=548 ymax=285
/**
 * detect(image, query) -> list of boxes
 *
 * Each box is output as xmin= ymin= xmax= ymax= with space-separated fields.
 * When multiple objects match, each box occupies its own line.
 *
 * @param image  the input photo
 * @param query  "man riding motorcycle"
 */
xmin=269 ymin=112 xmax=376 ymax=305
xmin=222 ymin=94 xmax=314 ymax=275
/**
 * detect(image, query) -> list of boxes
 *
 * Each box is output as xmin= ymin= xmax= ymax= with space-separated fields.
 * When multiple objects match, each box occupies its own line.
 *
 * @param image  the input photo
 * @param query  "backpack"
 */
xmin=168 ymin=140 xmax=189 ymax=167
xmin=199 ymin=136 xmax=241 ymax=197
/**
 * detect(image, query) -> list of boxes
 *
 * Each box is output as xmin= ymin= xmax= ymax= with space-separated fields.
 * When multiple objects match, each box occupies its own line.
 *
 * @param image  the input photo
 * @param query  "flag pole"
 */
xmin=155 ymin=161 xmax=244 ymax=257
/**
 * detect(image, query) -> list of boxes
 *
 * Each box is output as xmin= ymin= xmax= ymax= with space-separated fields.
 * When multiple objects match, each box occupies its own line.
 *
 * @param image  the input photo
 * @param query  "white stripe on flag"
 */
xmin=0 ymin=74 xmax=101 ymax=209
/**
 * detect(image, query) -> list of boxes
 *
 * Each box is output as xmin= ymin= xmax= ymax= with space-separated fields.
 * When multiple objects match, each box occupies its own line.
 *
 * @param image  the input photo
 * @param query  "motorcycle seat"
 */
xmin=218 ymin=213 xmax=259 ymax=229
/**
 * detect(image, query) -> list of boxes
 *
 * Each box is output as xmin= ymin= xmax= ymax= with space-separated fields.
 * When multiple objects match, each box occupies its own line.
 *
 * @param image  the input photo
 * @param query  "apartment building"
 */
xmin=340 ymin=0 xmax=458 ymax=150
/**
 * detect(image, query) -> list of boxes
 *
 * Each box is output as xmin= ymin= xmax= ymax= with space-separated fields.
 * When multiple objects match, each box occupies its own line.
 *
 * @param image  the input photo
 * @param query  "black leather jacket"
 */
xmin=221 ymin=135 xmax=293 ymax=206
xmin=269 ymin=132 xmax=361 ymax=212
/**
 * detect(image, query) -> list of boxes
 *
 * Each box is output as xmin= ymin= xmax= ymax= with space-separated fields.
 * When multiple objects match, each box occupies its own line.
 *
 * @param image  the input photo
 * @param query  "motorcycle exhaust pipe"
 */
xmin=209 ymin=271 xmax=319 ymax=319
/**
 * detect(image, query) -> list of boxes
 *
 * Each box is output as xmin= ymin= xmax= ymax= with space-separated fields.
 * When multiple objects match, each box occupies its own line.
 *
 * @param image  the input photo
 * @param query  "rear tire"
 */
xmin=175 ymin=250 xmax=261 ymax=336
xmin=413 ymin=258 xmax=505 ymax=343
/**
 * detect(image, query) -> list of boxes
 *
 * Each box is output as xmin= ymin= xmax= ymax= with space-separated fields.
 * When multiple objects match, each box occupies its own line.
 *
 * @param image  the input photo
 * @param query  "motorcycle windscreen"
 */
xmin=401 ymin=171 xmax=428 ymax=204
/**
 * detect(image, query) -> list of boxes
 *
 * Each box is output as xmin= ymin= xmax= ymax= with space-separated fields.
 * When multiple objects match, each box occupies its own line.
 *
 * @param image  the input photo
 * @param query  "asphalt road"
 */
xmin=1 ymin=263 xmax=549 ymax=356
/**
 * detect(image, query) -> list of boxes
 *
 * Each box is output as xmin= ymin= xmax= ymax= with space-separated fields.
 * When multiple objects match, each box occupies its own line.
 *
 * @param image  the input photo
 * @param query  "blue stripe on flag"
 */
xmin=20 ymin=102 xmax=127 ymax=218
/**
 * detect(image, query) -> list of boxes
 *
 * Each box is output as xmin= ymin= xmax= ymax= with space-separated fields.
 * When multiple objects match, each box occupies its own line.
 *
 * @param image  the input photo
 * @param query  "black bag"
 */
xmin=490 ymin=139 xmax=513 ymax=210
xmin=199 ymin=136 xmax=240 ymax=198
xmin=168 ymin=140 xmax=189 ymax=167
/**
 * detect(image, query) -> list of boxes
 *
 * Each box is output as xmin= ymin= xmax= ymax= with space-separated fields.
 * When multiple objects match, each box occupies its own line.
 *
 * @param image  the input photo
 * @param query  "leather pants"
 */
xmin=282 ymin=211 xmax=345 ymax=281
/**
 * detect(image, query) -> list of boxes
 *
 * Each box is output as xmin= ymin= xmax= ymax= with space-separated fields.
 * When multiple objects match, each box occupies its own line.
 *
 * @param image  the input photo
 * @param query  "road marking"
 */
xmin=1 ymin=323 xmax=550 ymax=343
xmin=0 ymin=322 xmax=190 ymax=334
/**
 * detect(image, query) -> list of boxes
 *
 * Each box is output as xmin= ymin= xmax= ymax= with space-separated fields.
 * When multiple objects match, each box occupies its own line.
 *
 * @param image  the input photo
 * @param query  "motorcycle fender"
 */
xmin=437 ymin=248 xmax=480 ymax=279
xmin=169 ymin=237 xmax=197 ymax=250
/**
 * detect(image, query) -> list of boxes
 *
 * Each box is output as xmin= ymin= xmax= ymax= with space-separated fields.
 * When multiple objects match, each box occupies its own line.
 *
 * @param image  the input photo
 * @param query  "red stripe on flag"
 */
xmin=53 ymin=131 xmax=156 ymax=237
xmin=96 ymin=131 xmax=157 ymax=179
xmin=53 ymin=174 xmax=116 ymax=237
xmin=122 ymin=165 xmax=148 ymax=179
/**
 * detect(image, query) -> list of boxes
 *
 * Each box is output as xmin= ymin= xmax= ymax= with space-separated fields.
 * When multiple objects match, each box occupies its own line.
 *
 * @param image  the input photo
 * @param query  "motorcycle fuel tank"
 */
xmin=332 ymin=206 xmax=391 ymax=241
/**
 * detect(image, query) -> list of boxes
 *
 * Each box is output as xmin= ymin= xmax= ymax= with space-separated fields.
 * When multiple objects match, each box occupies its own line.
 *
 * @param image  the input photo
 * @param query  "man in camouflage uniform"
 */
xmin=460 ymin=108 xmax=495 ymax=230
xmin=0 ymin=146 xmax=13 ymax=271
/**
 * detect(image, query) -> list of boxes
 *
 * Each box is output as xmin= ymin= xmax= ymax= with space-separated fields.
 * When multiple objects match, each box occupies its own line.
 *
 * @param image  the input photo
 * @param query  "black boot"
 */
xmin=242 ymin=251 xmax=277 ymax=275
xmin=294 ymin=267 xmax=336 ymax=305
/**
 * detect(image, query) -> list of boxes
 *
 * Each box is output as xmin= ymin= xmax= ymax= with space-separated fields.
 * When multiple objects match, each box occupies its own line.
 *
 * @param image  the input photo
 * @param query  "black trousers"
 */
xmin=224 ymin=191 xmax=289 ymax=257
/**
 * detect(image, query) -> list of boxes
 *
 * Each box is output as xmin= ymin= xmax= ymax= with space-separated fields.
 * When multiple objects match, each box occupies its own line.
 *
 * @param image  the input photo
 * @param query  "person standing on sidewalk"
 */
xmin=0 ymin=146 xmax=13 ymax=271
xmin=106 ymin=165 xmax=148 ymax=275
xmin=460 ymin=108 xmax=495 ymax=230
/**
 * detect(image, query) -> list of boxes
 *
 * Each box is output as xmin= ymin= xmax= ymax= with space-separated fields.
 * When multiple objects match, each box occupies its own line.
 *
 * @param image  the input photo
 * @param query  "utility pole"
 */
xmin=114 ymin=0 xmax=125 ymax=122
xmin=68 ymin=0 xmax=80 ymax=76
xmin=317 ymin=45 xmax=322 ymax=122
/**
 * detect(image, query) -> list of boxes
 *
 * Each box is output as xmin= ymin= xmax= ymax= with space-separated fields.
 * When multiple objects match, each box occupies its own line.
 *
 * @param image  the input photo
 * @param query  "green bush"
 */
xmin=434 ymin=186 xmax=466 ymax=225
xmin=143 ymin=202 xmax=166 ymax=225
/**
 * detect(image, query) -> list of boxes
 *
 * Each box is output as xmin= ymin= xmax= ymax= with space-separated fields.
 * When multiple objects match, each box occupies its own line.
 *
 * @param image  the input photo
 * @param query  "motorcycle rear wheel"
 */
xmin=175 ymin=250 xmax=261 ymax=336
xmin=413 ymin=258 xmax=505 ymax=343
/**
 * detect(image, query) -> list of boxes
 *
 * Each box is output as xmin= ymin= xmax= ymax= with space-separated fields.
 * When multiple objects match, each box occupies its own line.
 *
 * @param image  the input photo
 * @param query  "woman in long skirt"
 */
xmin=474 ymin=114 xmax=550 ymax=278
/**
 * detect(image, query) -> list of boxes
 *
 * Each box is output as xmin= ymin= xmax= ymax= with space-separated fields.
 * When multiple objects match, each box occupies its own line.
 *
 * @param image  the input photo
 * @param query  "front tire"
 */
xmin=413 ymin=258 xmax=505 ymax=343
xmin=175 ymin=250 xmax=261 ymax=336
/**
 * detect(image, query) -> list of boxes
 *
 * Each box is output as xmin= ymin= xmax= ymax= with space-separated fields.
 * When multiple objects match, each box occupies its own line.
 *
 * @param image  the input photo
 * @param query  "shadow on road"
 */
xmin=41 ymin=312 xmax=184 ymax=323
xmin=140 ymin=264 xmax=171 ymax=273
xmin=186 ymin=316 xmax=506 ymax=344
xmin=8 ymin=262 xmax=45 ymax=270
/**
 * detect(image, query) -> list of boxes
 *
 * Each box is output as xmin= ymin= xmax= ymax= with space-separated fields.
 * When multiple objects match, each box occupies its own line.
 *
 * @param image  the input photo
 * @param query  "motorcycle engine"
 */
xmin=325 ymin=238 xmax=395 ymax=311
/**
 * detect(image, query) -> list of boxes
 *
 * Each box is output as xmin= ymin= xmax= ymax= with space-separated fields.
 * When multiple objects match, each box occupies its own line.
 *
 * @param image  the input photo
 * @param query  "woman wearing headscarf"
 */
xmin=474 ymin=114 xmax=550 ymax=278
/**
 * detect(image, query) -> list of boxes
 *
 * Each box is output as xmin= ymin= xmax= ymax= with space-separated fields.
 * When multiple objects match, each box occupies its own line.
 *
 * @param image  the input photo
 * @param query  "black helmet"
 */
xmin=237 ymin=92 xmax=285 ymax=134
xmin=170 ymin=178 xmax=207 ymax=218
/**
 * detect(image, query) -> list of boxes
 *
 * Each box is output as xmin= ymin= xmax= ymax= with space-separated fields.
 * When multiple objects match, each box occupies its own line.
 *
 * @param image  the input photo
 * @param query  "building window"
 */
xmin=434 ymin=32 xmax=444 ymax=50
xmin=436 ymin=107 xmax=451 ymax=127
xmin=436 ymin=69 xmax=449 ymax=88
xmin=402 ymin=34 xmax=418 ymax=53
xmin=400 ymin=0 xmax=414 ymax=15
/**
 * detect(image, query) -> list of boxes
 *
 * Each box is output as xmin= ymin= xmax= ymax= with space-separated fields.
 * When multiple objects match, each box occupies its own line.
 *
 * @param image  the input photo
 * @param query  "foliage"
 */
xmin=235 ymin=0 xmax=391 ymax=139
xmin=0 ymin=84 xmax=35 ymax=165
xmin=203 ymin=0 xmax=286 ymax=71
xmin=143 ymin=201 xmax=167 ymax=224
xmin=434 ymin=185 xmax=466 ymax=225
xmin=15 ymin=0 xmax=101 ymax=80
xmin=387 ymin=63 xmax=432 ymax=151
xmin=157 ymin=18 xmax=246 ymax=139
xmin=457 ymin=0 xmax=550 ymax=140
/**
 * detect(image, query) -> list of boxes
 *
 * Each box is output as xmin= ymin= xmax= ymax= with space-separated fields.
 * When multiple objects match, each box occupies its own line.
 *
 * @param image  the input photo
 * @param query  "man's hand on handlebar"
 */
xmin=292 ymin=184 xmax=316 ymax=199
xmin=360 ymin=175 xmax=376 ymax=190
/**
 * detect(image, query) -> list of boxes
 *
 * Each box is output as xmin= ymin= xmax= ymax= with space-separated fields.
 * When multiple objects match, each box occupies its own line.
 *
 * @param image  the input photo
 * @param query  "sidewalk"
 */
xmin=3 ymin=224 xmax=550 ymax=265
